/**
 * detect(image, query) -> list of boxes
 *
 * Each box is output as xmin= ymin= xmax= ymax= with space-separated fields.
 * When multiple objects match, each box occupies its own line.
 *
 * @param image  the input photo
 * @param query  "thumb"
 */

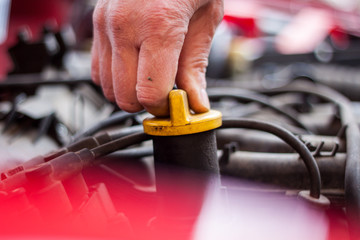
xmin=176 ymin=1 xmax=223 ymax=113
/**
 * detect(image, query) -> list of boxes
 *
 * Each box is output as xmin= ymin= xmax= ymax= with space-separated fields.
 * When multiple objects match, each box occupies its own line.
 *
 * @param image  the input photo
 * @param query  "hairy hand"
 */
xmin=92 ymin=0 xmax=223 ymax=116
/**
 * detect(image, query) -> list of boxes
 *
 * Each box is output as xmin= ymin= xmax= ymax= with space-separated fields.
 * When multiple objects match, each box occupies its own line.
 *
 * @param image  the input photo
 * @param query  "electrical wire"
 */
xmin=91 ymin=132 xmax=151 ymax=159
xmin=221 ymin=118 xmax=321 ymax=199
xmin=104 ymin=146 xmax=153 ymax=159
xmin=208 ymin=90 xmax=312 ymax=133
xmin=109 ymin=125 xmax=144 ymax=139
xmin=1 ymin=126 xmax=146 ymax=179
xmin=71 ymin=110 xmax=143 ymax=142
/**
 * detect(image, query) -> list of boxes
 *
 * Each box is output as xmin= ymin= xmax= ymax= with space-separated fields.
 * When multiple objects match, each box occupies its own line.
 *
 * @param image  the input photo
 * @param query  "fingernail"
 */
xmin=200 ymin=88 xmax=210 ymax=111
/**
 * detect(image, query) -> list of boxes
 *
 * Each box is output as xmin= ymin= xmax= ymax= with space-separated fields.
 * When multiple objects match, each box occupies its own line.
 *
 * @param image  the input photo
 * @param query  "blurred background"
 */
xmin=0 ymin=0 xmax=360 ymax=239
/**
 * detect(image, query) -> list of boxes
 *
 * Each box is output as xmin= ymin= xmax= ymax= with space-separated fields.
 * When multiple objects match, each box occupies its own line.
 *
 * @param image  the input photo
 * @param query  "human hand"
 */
xmin=91 ymin=0 xmax=223 ymax=116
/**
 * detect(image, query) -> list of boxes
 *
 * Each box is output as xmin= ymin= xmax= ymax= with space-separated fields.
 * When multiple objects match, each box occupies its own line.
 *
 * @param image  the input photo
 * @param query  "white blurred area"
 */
xmin=324 ymin=0 xmax=360 ymax=11
xmin=0 ymin=0 xmax=11 ymax=44
xmin=194 ymin=177 xmax=328 ymax=240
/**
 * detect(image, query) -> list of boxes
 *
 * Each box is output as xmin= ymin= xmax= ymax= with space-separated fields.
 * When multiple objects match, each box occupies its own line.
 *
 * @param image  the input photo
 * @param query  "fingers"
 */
xmin=99 ymin=39 xmax=115 ymax=102
xmin=135 ymin=2 xmax=190 ymax=116
xmin=106 ymin=0 xmax=143 ymax=112
xmin=136 ymin=34 xmax=185 ymax=116
xmin=92 ymin=0 xmax=145 ymax=112
xmin=111 ymin=45 xmax=143 ymax=112
xmin=176 ymin=0 xmax=224 ymax=113
xmin=91 ymin=0 xmax=224 ymax=116
xmin=92 ymin=0 xmax=115 ymax=102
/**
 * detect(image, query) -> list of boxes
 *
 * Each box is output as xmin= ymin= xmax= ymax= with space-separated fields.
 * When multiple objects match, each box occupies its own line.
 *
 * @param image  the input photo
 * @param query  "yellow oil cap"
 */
xmin=143 ymin=90 xmax=222 ymax=136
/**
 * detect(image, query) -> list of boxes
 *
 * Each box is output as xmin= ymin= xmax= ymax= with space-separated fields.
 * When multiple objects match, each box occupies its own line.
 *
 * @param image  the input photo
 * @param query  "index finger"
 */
xmin=136 ymin=34 xmax=186 ymax=116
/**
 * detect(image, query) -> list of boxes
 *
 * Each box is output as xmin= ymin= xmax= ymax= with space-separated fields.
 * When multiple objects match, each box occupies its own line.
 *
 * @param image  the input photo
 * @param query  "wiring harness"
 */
xmin=0 ymin=78 xmax=358 ymax=239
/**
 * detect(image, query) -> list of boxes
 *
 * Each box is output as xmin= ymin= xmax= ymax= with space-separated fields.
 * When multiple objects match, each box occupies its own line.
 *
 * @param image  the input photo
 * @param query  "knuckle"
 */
xmin=215 ymin=9 xmax=224 ymax=24
xmin=212 ymin=0 xmax=224 ymax=23
xmin=182 ymin=55 xmax=209 ymax=69
xmin=145 ymin=7 xmax=183 ymax=23
xmin=139 ymin=7 xmax=188 ymax=41
xmin=93 ymin=7 xmax=105 ymax=31
xmin=140 ymin=26 xmax=186 ymax=51
xmin=107 ymin=11 xmax=127 ymax=33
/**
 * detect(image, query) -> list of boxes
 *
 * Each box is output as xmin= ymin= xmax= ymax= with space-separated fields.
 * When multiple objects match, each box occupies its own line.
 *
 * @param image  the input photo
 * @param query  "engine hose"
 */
xmin=71 ymin=110 xmax=143 ymax=142
xmin=258 ymin=81 xmax=360 ymax=238
xmin=208 ymin=91 xmax=312 ymax=133
xmin=91 ymin=132 xmax=151 ymax=159
xmin=221 ymin=118 xmax=321 ymax=199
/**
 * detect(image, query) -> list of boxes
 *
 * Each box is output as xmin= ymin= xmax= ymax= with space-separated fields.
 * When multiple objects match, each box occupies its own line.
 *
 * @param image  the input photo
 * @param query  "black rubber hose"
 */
xmin=221 ymin=118 xmax=321 ymax=199
xmin=221 ymin=151 xmax=345 ymax=189
xmin=53 ymin=126 xmax=144 ymax=161
xmin=71 ymin=111 xmax=142 ymax=142
xmin=109 ymin=146 xmax=153 ymax=159
xmin=91 ymin=132 xmax=151 ymax=159
xmin=208 ymin=91 xmax=312 ymax=133
xmin=109 ymin=125 xmax=144 ymax=139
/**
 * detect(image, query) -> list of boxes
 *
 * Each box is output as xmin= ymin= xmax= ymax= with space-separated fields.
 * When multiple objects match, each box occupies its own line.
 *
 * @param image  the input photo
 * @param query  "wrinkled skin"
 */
xmin=92 ymin=0 xmax=224 ymax=116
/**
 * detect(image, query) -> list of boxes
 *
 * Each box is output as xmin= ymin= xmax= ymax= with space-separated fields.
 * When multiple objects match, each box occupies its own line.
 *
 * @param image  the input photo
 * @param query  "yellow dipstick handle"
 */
xmin=143 ymin=90 xmax=222 ymax=136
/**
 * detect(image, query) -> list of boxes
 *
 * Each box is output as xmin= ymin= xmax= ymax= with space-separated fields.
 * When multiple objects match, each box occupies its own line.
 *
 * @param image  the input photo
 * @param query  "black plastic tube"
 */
xmin=221 ymin=118 xmax=321 ymax=199
xmin=221 ymin=151 xmax=345 ymax=189
xmin=109 ymin=125 xmax=144 ymax=139
xmin=71 ymin=111 xmax=142 ymax=142
xmin=109 ymin=146 xmax=153 ymax=159
xmin=91 ymin=132 xmax=151 ymax=159
xmin=217 ymin=130 xmax=344 ymax=154
xmin=208 ymin=91 xmax=312 ymax=133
